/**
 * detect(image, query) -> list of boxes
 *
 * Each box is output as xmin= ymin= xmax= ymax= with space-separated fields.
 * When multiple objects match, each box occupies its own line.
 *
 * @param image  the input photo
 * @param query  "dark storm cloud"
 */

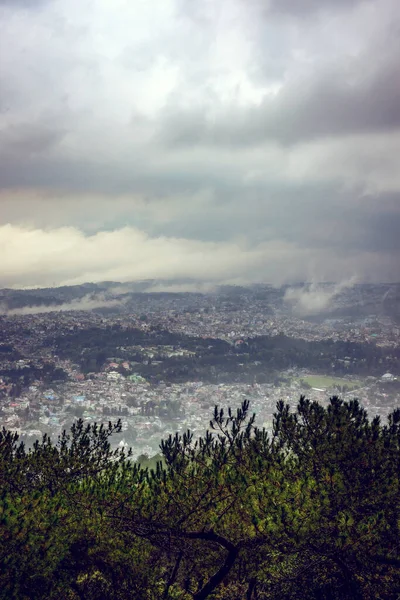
xmin=0 ymin=0 xmax=399 ymax=285
xmin=0 ymin=155 xmax=133 ymax=193
xmin=0 ymin=125 xmax=250 ymax=196
xmin=161 ymin=47 xmax=400 ymax=147
xmin=180 ymin=0 xmax=368 ymax=21
xmin=148 ymin=182 xmax=400 ymax=257
xmin=148 ymin=181 xmax=341 ymax=243
xmin=0 ymin=127 xmax=399 ymax=264
xmin=0 ymin=148 xmax=243 ymax=197
xmin=358 ymin=205 xmax=400 ymax=252
xmin=0 ymin=123 xmax=66 ymax=157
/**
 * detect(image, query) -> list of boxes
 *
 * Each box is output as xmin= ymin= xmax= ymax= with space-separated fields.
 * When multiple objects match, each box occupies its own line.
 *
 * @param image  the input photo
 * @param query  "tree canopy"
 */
xmin=1 ymin=396 xmax=399 ymax=599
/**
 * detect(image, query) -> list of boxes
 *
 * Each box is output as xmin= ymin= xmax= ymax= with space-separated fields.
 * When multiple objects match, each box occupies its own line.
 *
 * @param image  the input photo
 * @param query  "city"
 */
xmin=1 ymin=281 xmax=399 ymax=459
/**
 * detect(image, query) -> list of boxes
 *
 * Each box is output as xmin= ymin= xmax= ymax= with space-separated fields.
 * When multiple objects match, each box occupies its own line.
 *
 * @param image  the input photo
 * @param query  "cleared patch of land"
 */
xmin=297 ymin=375 xmax=363 ymax=390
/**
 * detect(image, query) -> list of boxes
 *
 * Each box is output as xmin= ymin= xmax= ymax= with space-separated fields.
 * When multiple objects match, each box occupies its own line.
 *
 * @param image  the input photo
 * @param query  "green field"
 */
xmin=297 ymin=375 xmax=363 ymax=391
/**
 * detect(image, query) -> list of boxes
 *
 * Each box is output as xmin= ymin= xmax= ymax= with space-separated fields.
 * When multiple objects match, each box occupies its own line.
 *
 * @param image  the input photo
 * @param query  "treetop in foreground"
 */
xmin=0 ymin=396 xmax=399 ymax=599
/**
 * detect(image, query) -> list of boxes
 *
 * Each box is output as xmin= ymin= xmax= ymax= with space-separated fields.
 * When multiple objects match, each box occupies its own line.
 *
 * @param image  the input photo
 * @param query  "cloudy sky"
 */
xmin=1 ymin=0 xmax=399 ymax=288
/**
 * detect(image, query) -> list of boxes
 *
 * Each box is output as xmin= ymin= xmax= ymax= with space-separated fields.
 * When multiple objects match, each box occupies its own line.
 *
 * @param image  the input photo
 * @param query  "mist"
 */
xmin=0 ymin=293 xmax=124 ymax=316
xmin=283 ymin=279 xmax=357 ymax=316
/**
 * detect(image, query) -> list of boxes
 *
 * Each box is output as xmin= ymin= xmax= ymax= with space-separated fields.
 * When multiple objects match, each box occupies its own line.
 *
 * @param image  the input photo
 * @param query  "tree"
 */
xmin=269 ymin=397 xmax=400 ymax=599
xmin=0 ymin=398 xmax=399 ymax=599
xmin=0 ymin=421 xmax=142 ymax=599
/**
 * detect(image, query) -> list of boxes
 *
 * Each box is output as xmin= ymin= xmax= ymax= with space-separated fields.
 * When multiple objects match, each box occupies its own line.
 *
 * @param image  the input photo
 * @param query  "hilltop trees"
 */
xmin=0 ymin=397 xmax=399 ymax=599
xmin=269 ymin=398 xmax=400 ymax=599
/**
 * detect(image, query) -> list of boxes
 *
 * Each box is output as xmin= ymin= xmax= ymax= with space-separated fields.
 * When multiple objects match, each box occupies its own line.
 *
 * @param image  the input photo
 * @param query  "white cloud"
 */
xmin=0 ymin=224 xmax=398 ymax=289
xmin=0 ymin=224 xmax=264 ymax=287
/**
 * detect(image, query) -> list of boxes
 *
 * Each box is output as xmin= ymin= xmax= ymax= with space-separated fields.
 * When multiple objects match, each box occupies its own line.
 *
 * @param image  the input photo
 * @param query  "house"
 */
xmin=381 ymin=373 xmax=396 ymax=382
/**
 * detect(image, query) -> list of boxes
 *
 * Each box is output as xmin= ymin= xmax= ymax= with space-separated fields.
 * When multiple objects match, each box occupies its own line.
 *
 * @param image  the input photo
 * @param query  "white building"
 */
xmin=381 ymin=373 xmax=396 ymax=382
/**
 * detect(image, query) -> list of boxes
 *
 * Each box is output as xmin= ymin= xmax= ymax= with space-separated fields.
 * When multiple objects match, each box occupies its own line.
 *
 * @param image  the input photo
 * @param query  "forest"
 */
xmin=52 ymin=325 xmax=400 ymax=383
xmin=1 ymin=396 xmax=399 ymax=599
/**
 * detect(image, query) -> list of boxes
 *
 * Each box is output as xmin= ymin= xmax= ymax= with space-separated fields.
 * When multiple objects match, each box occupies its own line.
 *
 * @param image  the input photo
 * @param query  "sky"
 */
xmin=1 ymin=0 xmax=399 ymax=288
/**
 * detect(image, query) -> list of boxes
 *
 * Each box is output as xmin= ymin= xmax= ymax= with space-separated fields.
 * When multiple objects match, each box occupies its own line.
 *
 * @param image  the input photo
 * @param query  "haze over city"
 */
xmin=1 ymin=0 xmax=400 ymax=288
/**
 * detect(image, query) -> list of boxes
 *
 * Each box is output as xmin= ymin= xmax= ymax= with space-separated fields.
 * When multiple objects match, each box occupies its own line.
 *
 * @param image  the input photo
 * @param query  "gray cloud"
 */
xmin=266 ymin=0 xmax=369 ymax=17
xmin=0 ymin=157 xmax=399 ymax=276
xmin=160 ymin=45 xmax=400 ymax=146
xmin=358 ymin=206 xmax=400 ymax=253
xmin=0 ymin=0 xmax=399 ymax=286
xmin=0 ymin=0 xmax=49 ymax=6
xmin=0 ymin=122 xmax=66 ymax=157
xmin=181 ymin=0 xmax=368 ymax=22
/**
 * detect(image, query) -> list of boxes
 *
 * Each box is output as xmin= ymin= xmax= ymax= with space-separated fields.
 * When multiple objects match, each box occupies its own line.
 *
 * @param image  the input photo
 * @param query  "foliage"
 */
xmin=1 ymin=397 xmax=399 ymax=599
xmin=52 ymin=324 xmax=400 ymax=384
xmin=0 ymin=363 xmax=68 ymax=387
